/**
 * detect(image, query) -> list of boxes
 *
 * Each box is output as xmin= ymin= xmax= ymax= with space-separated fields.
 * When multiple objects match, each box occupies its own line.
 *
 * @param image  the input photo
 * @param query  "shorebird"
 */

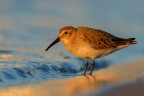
xmin=45 ymin=26 xmax=136 ymax=75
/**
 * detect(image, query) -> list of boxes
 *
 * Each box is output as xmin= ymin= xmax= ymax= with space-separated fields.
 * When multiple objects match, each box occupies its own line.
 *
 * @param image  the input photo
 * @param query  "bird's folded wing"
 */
xmin=82 ymin=29 xmax=120 ymax=50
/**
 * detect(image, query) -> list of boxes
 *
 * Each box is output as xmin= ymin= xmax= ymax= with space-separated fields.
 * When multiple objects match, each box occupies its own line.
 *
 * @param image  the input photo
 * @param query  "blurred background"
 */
xmin=0 ymin=0 xmax=143 ymax=90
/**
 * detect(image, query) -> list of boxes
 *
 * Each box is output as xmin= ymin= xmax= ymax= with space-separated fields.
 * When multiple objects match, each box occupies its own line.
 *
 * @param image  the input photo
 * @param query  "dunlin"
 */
xmin=45 ymin=26 xmax=136 ymax=75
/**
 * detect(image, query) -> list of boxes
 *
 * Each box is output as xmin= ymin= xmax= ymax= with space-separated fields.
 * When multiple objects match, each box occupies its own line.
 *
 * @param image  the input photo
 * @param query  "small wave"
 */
xmin=0 ymin=58 xmax=110 ymax=87
xmin=0 ymin=50 xmax=14 ymax=54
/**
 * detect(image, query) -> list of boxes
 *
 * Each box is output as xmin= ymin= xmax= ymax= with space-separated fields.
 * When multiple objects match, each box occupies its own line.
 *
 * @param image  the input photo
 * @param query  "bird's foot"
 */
xmin=89 ymin=73 xmax=92 ymax=76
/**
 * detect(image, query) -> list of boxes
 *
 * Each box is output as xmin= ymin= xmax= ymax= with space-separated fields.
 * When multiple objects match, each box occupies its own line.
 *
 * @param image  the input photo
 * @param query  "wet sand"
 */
xmin=0 ymin=59 xmax=144 ymax=96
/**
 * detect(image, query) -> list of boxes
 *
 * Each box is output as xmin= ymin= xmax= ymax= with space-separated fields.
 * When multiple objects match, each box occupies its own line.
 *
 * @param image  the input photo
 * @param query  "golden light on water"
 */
xmin=0 ymin=76 xmax=100 ymax=96
xmin=0 ymin=54 xmax=13 ymax=59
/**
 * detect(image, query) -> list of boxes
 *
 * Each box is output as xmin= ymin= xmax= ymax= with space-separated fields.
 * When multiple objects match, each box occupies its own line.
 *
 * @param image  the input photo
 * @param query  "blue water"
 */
xmin=0 ymin=0 xmax=144 ymax=87
xmin=0 ymin=50 xmax=111 ymax=87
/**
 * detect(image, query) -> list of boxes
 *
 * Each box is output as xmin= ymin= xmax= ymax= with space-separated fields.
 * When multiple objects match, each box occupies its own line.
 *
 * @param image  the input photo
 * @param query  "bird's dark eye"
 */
xmin=64 ymin=31 xmax=68 ymax=34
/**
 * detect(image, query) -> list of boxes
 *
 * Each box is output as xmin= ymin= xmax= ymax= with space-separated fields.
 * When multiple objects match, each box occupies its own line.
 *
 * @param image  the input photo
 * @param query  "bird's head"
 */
xmin=45 ymin=26 xmax=76 ymax=51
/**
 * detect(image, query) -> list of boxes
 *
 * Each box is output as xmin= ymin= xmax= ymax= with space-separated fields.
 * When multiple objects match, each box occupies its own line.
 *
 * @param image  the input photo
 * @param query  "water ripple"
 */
xmin=0 ymin=58 xmax=110 ymax=87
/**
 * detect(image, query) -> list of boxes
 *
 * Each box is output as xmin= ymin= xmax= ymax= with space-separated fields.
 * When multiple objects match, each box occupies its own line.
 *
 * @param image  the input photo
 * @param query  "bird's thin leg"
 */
xmin=89 ymin=59 xmax=95 ymax=75
xmin=83 ymin=59 xmax=88 ymax=75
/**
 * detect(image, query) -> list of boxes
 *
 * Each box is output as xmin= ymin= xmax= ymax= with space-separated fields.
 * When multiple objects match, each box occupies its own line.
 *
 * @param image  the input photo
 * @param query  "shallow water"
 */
xmin=0 ymin=49 xmax=111 ymax=87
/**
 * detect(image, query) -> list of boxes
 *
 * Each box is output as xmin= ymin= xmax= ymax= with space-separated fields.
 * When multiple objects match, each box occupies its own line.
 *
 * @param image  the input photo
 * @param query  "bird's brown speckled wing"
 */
xmin=78 ymin=27 xmax=125 ymax=50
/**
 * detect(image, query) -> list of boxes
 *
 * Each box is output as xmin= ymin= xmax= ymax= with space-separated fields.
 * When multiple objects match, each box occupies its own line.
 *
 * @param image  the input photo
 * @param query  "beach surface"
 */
xmin=0 ymin=59 xmax=144 ymax=96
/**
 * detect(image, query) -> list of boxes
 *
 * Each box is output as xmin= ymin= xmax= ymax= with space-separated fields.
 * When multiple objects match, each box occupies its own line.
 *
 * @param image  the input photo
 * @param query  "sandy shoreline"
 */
xmin=0 ymin=59 xmax=144 ymax=96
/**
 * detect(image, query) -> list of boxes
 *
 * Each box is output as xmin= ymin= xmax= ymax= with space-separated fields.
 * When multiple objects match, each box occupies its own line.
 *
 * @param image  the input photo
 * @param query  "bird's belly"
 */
xmin=67 ymin=45 xmax=116 ymax=59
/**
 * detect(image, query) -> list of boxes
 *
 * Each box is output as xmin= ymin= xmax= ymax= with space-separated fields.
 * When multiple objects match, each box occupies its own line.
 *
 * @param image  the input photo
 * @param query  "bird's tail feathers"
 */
xmin=126 ymin=38 xmax=137 ymax=44
xmin=116 ymin=38 xmax=137 ymax=49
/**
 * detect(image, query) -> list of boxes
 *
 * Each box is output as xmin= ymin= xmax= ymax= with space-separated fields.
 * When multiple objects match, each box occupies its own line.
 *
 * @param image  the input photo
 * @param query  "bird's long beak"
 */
xmin=45 ymin=37 xmax=60 ymax=51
